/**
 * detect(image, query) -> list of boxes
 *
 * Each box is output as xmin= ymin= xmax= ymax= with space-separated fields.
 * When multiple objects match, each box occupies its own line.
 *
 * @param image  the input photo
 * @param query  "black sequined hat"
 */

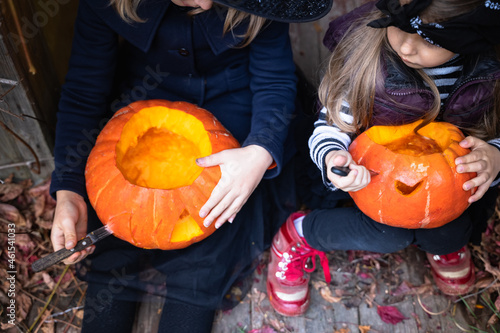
xmin=213 ymin=0 xmax=333 ymax=23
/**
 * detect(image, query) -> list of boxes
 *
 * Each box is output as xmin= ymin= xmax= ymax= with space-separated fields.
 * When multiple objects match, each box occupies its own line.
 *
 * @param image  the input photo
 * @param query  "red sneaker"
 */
xmin=426 ymin=246 xmax=475 ymax=296
xmin=266 ymin=211 xmax=331 ymax=316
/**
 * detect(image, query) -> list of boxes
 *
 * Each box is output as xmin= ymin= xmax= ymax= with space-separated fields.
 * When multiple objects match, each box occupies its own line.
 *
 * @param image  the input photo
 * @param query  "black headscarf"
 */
xmin=368 ymin=0 xmax=500 ymax=54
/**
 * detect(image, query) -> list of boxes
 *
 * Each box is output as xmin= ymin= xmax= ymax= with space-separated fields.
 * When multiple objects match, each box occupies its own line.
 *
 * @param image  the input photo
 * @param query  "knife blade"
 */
xmin=331 ymin=166 xmax=379 ymax=177
xmin=32 ymin=225 xmax=113 ymax=272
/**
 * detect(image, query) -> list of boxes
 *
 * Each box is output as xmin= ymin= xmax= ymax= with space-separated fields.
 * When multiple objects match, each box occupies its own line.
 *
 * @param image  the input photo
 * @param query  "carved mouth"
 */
xmin=395 ymin=180 xmax=423 ymax=196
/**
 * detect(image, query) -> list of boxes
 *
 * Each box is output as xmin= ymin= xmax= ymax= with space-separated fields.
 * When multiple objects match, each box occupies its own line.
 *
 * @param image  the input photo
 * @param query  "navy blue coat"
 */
xmin=51 ymin=0 xmax=297 ymax=196
xmin=49 ymin=0 xmax=299 ymax=308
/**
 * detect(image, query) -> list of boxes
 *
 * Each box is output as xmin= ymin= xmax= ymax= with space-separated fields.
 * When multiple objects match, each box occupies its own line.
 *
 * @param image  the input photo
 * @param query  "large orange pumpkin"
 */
xmin=85 ymin=100 xmax=240 ymax=249
xmin=349 ymin=120 xmax=475 ymax=229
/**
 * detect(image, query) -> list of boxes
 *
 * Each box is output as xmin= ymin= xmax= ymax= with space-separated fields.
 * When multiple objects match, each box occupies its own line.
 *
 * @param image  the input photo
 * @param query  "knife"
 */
xmin=331 ymin=166 xmax=379 ymax=177
xmin=32 ymin=225 xmax=113 ymax=272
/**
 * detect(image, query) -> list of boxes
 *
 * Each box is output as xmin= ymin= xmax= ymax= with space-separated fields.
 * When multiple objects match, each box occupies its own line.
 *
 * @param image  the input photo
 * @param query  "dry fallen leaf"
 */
xmin=334 ymin=328 xmax=350 ymax=333
xmin=250 ymin=287 xmax=266 ymax=308
xmin=312 ymin=280 xmax=342 ymax=303
xmin=358 ymin=325 xmax=371 ymax=333
xmin=319 ymin=286 xmax=342 ymax=303
xmin=0 ymin=203 xmax=26 ymax=226
xmin=42 ymin=272 xmax=56 ymax=290
xmin=364 ymin=282 xmax=377 ymax=308
xmin=40 ymin=311 xmax=55 ymax=333
xmin=0 ymin=183 xmax=24 ymax=202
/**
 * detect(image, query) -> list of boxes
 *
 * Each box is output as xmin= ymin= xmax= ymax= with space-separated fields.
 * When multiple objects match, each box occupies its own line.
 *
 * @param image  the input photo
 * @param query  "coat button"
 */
xmin=178 ymin=48 xmax=190 ymax=56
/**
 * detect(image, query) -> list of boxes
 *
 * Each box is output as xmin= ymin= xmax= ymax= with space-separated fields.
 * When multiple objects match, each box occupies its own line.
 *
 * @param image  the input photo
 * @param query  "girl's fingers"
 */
xmin=203 ymin=193 xmax=233 ymax=227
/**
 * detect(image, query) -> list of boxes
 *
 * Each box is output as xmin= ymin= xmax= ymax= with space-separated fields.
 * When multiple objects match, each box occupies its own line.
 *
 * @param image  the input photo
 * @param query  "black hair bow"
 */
xmin=368 ymin=0 xmax=500 ymax=54
xmin=367 ymin=0 xmax=432 ymax=33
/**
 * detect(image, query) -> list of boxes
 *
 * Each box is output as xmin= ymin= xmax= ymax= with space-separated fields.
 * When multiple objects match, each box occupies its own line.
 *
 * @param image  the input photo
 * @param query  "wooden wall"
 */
xmin=0 ymin=0 xmax=367 ymax=183
xmin=290 ymin=0 xmax=370 ymax=86
xmin=0 ymin=0 xmax=77 ymax=183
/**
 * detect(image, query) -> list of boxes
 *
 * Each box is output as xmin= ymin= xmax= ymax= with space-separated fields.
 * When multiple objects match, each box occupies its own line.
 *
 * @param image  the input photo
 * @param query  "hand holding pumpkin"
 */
xmin=51 ymin=190 xmax=93 ymax=264
xmin=325 ymin=150 xmax=371 ymax=192
xmin=197 ymin=144 xmax=273 ymax=229
xmin=455 ymin=136 xmax=500 ymax=203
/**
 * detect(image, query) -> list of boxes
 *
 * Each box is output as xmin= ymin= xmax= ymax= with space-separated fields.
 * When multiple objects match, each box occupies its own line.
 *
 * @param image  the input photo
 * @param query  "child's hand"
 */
xmin=325 ymin=150 xmax=371 ymax=192
xmin=51 ymin=190 xmax=93 ymax=264
xmin=455 ymin=136 xmax=500 ymax=203
xmin=196 ymin=145 xmax=272 ymax=229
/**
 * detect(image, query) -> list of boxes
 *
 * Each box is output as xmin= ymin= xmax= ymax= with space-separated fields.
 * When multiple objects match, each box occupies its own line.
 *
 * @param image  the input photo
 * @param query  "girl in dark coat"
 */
xmin=267 ymin=0 xmax=500 ymax=317
xmin=48 ymin=0 xmax=331 ymax=331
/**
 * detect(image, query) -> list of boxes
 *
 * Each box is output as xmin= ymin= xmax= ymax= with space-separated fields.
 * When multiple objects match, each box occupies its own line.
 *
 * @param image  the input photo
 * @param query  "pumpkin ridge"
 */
xmin=129 ymin=187 xmax=157 ymax=248
xmin=127 ymin=212 xmax=137 ymax=246
xmin=91 ymin=171 xmax=121 ymax=207
xmin=151 ymin=190 xmax=159 ymax=248
xmin=157 ymin=189 xmax=187 ymax=248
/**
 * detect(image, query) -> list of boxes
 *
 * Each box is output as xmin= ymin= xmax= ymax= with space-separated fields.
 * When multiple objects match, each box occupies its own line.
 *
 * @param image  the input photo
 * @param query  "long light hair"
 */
xmin=109 ymin=0 xmax=266 ymax=47
xmin=318 ymin=0 xmax=500 ymax=140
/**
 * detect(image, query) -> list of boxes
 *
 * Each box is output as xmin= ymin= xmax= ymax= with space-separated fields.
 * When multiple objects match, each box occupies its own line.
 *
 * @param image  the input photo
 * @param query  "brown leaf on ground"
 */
xmin=42 ymin=272 xmax=56 ymax=290
xmin=36 ymin=308 xmax=54 ymax=333
xmin=32 ymin=194 xmax=46 ymax=219
xmin=358 ymin=325 xmax=371 ymax=333
xmin=265 ymin=312 xmax=290 ymax=333
xmin=0 ymin=203 xmax=26 ymax=226
xmin=364 ymin=282 xmax=377 ymax=308
xmin=0 ymin=183 xmax=24 ymax=202
xmin=14 ymin=233 xmax=36 ymax=255
xmin=334 ymin=328 xmax=350 ymax=333
xmin=250 ymin=287 xmax=266 ymax=308
xmin=75 ymin=309 xmax=84 ymax=320
xmin=0 ymin=322 xmax=15 ymax=330
xmin=411 ymin=276 xmax=434 ymax=296
xmin=320 ymin=286 xmax=342 ymax=303
xmin=35 ymin=217 xmax=54 ymax=230
xmin=16 ymin=290 xmax=33 ymax=322
xmin=312 ymin=280 xmax=342 ymax=303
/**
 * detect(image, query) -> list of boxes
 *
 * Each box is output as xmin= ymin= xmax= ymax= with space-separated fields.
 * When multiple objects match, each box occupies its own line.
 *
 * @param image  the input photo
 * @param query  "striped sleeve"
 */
xmin=308 ymin=103 xmax=353 ymax=190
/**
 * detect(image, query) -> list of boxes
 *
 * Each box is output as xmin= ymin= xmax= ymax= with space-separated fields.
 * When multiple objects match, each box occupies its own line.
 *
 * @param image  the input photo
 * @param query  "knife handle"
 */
xmin=32 ymin=236 xmax=93 ymax=272
xmin=331 ymin=166 xmax=350 ymax=177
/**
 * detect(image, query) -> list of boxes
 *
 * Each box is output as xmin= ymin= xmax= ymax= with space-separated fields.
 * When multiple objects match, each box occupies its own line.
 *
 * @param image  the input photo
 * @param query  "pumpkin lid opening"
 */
xmin=384 ymin=134 xmax=443 ymax=157
xmin=115 ymin=106 xmax=212 ymax=190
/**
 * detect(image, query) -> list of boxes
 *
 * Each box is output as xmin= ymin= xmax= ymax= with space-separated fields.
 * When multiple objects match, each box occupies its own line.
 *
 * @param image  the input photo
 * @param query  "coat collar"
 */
xmin=86 ymin=0 xmax=168 ymax=52
xmin=86 ymin=0 xmax=245 ymax=54
xmin=194 ymin=6 xmax=247 ymax=55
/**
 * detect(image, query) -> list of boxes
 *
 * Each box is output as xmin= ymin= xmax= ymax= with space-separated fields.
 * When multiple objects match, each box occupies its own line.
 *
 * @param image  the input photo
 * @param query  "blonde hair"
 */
xmin=109 ymin=0 xmax=266 ymax=47
xmin=318 ymin=0 xmax=500 ymax=140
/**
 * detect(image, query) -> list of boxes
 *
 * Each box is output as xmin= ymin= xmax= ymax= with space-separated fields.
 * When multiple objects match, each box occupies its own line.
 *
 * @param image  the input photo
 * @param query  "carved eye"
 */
xmin=395 ymin=180 xmax=423 ymax=196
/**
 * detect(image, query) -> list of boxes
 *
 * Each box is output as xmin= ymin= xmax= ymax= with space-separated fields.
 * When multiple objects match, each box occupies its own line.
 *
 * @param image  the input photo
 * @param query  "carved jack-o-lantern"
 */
xmin=85 ymin=100 xmax=240 ymax=249
xmin=349 ymin=120 xmax=475 ymax=229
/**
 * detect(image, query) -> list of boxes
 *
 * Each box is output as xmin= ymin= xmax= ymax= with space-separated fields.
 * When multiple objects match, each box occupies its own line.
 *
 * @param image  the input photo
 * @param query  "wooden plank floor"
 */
xmin=209 ymin=246 xmax=477 ymax=333
xmin=126 ymin=245 xmax=492 ymax=333
xmin=19 ymin=244 xmax=496 ymax=333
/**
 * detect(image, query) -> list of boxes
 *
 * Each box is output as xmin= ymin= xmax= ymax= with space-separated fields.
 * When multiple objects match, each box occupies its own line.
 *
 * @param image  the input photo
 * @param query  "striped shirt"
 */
xmin=422 ymin=54 xmax=462 ymax=104
xmin=309 ymin=56 xmax=500 ymax=190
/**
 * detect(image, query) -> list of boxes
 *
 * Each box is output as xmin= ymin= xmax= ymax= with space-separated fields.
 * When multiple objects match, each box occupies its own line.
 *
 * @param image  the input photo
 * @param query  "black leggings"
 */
xmin=81 ymin=283 xmax=215 ymax=333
